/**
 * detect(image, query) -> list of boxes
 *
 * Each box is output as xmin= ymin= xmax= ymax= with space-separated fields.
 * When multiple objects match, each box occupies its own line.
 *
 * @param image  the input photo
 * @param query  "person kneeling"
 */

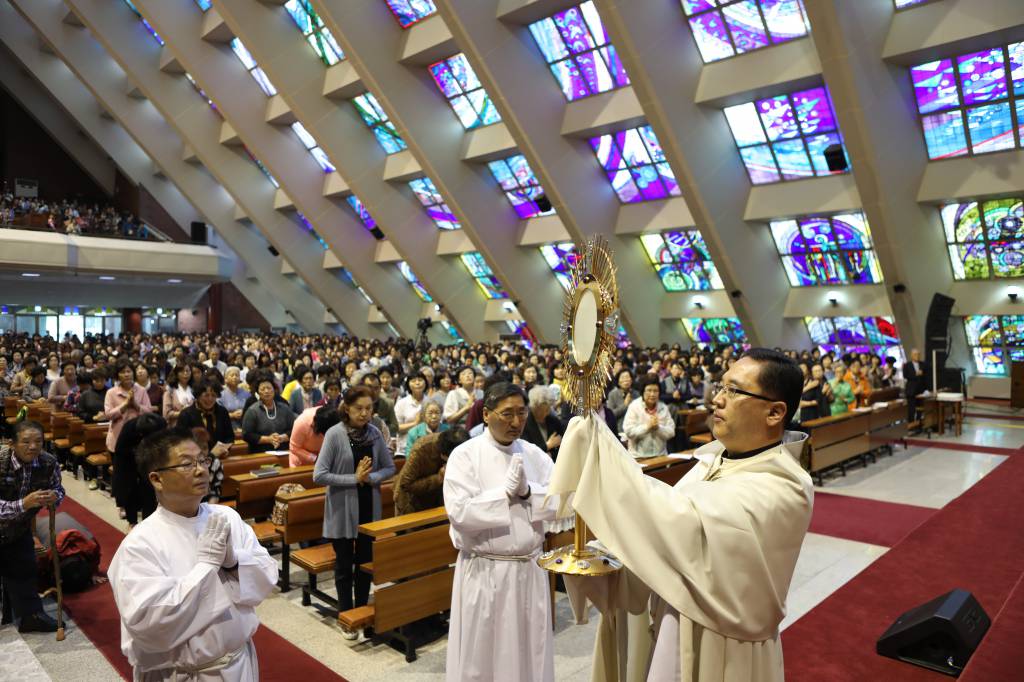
xmin=108 ymin=430 xmax=278 ymax=681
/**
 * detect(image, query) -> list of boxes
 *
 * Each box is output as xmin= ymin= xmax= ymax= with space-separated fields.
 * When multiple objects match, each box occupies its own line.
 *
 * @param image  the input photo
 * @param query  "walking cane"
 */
xmin=47 ymin=503 xmax=65 ymax=641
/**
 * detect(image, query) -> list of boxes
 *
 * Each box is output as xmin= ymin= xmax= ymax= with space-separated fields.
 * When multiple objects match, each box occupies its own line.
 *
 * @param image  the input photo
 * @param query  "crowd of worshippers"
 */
xmin=0 ymin=193 xmax=152 ymax=239
xmin=0 ymin=330 xmax=925 ymax=464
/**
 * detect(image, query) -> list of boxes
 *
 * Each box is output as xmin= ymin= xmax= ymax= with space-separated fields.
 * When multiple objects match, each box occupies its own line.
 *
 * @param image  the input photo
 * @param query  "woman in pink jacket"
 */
xmin=103 ymin=361 xmax=154 ymax=453
xmin=288 ymin=405 xmax=341 ymax=467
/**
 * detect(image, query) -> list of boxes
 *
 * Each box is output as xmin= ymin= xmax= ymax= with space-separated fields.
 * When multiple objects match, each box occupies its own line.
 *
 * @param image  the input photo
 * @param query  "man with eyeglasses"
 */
xmin=108 ymin=430 xmax=277 ymax=681
xmin=557 ymin=348 xmax=813 ymax=682
xmin=443 ymin=382 xmax=561 ymax=682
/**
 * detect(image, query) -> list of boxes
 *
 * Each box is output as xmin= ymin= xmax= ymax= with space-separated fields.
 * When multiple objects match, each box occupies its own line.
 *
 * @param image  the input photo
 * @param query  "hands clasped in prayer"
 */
xmin=196 ymin=513 xmax=237 ymax=570
xmin=504 ymin=456 xmax=529 ymax=499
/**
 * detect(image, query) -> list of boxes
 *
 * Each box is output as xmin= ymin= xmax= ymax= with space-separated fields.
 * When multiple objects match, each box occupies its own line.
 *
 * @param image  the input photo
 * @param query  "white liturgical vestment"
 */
xmin=109 ymin=504 xmax=278 ymax=681
xmin=550 ymin=416 xmax=813 ymax=682
xmin=443 ymin=428 xmax=561 ymax=682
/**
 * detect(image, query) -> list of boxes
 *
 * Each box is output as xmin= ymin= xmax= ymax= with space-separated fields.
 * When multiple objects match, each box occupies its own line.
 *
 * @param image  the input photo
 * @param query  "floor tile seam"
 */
xmin=808 ymin=486 xmax=946 ymax=509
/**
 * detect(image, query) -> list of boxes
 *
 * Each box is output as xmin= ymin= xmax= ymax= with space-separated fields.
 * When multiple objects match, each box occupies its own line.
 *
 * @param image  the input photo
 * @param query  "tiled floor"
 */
xmin=2 ymin=411 xmax=1016 ymax=681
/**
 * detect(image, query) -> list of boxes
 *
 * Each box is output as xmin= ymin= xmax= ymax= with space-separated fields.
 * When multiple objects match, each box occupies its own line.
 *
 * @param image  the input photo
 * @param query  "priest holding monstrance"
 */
xmin=544 ymin=237 xmax=814 ymax=681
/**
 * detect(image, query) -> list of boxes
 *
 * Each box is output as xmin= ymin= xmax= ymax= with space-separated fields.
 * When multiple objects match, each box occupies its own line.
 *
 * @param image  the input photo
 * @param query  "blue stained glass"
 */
xmin=231 ymin=39 xmax=258 ymax=71
xmin=772 ymin=139 xmax=813 ymax=179
xmin=1000 ymin=315 xmax=1024 ymax=345
xmin=385 ymin=0 xmax=437 ymax=28
xmin=408 ymin=177 xmax=460 ymax=230
xmin=682 ymin=318 xmax=748 ymax=347
xmin=1017 ymin=100 xmax=1024 ymax=142
xmin=397 ymin=261 xmax=432 ymax=302
xmin=346 ymin=195 xmax=378 ymax=232
xmin=966 ymin=102 xmax=1015 ymax=154
xmin=964 ymin=315 xmax=1001 ymax=346
xmin=352 ymin=92 xmax=406 ymax=154
xmin=429 ymin=55 xmax=501 ymax=130
xmin=922 ymin=111 xmax=968 ymax=159
xmin=983 ymin=199 xmax=1024 ymax=240
xmin=487 ymin=155 xmax=554 ymax=219
xmin=641 ymin=231 xmax=722 ymax=291
xmin=957 ymin=49 xmax=1008 ymax=105
xmin=805 ymin=317 xmax=834 ymax=344
xmin=770 ymin=220 xmax=805 ymax=253
xmin=895 ymin=0 xmax=933 ymax=7
xmin=800 ymin=218 xmax=836 ymax=251
xmin=771 ymin=213 xmax=880 ymax=286
xmin=832 ymin=213 xmax=872 ymax=249
xmin=912 ymin=59 xmax=960 ymax=114
xmin=805 ymin=132 xmax=844 ymax=174
xmin=723 ymin=1 xmax=770 ymax=53
xmin=688 ymin=14 xmax=735 ymax=62
xmin=682 ymin=0 xmax=716 ymax=13
xmin=529 ymin=19 xmax=569 ymax=63
xmin=194 ymin=0 xmax=212 ymax=9
xmin=540 ymin=242 xmax=578 ymax=291
xmin=738 ymin=145 xmax=780 ymax=184
xmin=780 ymin=255 xmax=815 ymax=285
xmin=447 ymin=54 xmax=481 ymax=91
xmin=991 ymin=241 xmax=1024 ymax=277
xmin=973 ymin=346 xmax=1005 ymax=374
xmin=460 ymin=252 xmax=509 ymax=299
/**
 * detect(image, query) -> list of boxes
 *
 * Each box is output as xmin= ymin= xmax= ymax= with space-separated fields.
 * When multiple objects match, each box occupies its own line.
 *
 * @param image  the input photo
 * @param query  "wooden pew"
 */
xmin=680 ymin=408 xmax=713 ymax=445
xmin=273 ymin=486 xmax=327 ymax=592
xmin=865 ymin=386 xmax=901 ymax=406
xmin=343 ymin=508 xmax=455 ymax=662
xmin=230 ymin=464 xmax=315 ymax=520
xmin=867 ymin=399 xmax=908 ymax=452
xmin=220 ymin=452 xmax=288 ymax=499
xmin=802 ymin=412 xmax=871 ymax=483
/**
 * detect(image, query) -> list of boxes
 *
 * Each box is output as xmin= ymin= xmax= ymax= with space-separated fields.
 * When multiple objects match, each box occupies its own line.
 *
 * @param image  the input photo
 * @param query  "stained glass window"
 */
xmin=193 ymin=0 xmax=212 ymax=10
xmin=961 ymin=315 xmax=1024 ymax=374
xmin=290 ymin=122 xmax=335 ymax=172
xmin=397 ymin=261 xmax=432 ymax=301
xmin=640 ymin=231 xmax=724 ymax=291
xmin=352 ymin=92 xmax=407 ymax=154
xmin=769 ymin=213 xmax=883 ymax=286
xmin=385 ymin=0 xmax=437 ymax=28
xmin=123 ymin=0 xmax=164 ymax=45
xmin=242 ymin=147 xmax=279 ymax=188
xmin=681 ymin=0 xmax=810 ymax=64
xmin=589 ymin=125 xmax=682 ymax=203
xmin=724 ymin=85 xmax=847 ymax=184
xmin=429 ymin=54 xmax=502 ymax=130
xmin=338 ymin=267 xmax=373 ymax=304
xmin=230 ymin=39 xmax=278 ymax=96
xmin=408 ymin=177 xmax=460 ymax=230
xmin=345 ymin=195 xmax=384 ymax=240
xmin=540 ymin=242 xmax=578 ymax=291
xmin=941 ymin=198 xmax=1024 ymax=280
xmin=487 ymin=155 xmax=555 ymax=219
xmin=528 ymin=2 xmax=630 ymax=101
xmin=911 ymin=43 xmax=1024 ymax=159
xmin=297 ymin=213 xmax=329 ymax=251
xmin=681 ymin=318 xmax=748 ymax=348
xmin=441 ymin=320 xmax=462 ymax=342
xmin=894 ymin=0 xmax=936 ymax=8
xmin=803 ymin=316 xmax=902 ymax=360
xmin=284 ymin=0 xmax=344 ymax=66
xmin=460 ymin=252 xmax=509 ymax=299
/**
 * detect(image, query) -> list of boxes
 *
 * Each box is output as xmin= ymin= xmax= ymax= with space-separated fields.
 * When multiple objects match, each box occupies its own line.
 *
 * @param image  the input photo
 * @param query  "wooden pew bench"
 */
xmin=273 ymin=486 xmax=328 ymax=592
xmin=802 ymin=405 xmax=906 ymax=485
xmin=220 ymin=452 xmax=288 ymax=500
xmin=230 ymin=464 xmax=315 ymax=520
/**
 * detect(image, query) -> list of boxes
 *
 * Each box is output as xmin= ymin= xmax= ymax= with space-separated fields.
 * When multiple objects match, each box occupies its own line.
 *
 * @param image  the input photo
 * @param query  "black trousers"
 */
xmin=0 ymin=532 xmax=44 ymax=620
xmin=332 ymin=534 xmax=373 ymax=613
xmin=123 ymin=483 xmax=157 ymax=526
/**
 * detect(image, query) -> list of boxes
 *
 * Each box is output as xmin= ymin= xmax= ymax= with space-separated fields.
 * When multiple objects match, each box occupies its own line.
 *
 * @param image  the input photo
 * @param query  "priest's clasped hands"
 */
xmin=504 ymin=456 xmax=530 ymax=499
xmin=196 ymin=514 xmax=237 ymax=570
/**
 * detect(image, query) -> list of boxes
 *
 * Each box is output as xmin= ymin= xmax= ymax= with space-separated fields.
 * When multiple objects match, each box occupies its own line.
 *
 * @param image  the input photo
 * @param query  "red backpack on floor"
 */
xmin=38 ymin=529 xmax=102 ymax=593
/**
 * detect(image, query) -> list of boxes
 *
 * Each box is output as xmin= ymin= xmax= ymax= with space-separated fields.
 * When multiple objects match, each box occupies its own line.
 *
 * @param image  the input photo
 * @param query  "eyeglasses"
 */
xmin=153 ymin=457 xmax=212 ymax=474
xmin=713 ymin=384 xmax=778 ymax=403
xmin=492 ymin=409 xmax=528 ymax=423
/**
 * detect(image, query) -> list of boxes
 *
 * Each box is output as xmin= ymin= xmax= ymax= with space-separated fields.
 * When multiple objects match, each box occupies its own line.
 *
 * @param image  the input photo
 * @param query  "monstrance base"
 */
xmin=537 ymin=545 xmax=622 ymax=576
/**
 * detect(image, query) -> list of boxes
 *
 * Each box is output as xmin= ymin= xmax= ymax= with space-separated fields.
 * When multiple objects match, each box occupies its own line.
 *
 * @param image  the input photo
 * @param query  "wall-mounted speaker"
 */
xmin=824 ymin=144 xmax=849 ymax=172
xmin=190 ymin=221 xmax=207 ymax=244
xmin=268 ymin=245 xmax=280 ymax=257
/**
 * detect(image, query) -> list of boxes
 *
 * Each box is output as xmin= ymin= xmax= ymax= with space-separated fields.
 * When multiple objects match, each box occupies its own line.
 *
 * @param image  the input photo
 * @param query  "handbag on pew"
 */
xmin=270 ymin=483 xmax=306 ymax=526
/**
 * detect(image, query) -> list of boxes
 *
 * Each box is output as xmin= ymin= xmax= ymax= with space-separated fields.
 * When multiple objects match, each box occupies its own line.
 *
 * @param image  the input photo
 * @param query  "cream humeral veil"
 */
xmin=547 ymin=414 xmax=813 ymax=682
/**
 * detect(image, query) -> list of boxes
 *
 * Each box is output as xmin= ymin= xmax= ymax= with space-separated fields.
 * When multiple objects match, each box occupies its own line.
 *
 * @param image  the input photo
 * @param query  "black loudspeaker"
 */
xmin=268 ymin=245 xmax=280 ymax=256
xmin=824 ymin=143 xmax=848 ymax=172
xmin=877 ymin=588 xmax=990 ymax=676
xmin=535 ymin=194 xmax=552 ymax=213
xmin=190 ymin=221 xmax=207 ymax=244
xmin=925 ymin=293 xmax=956 ymax=376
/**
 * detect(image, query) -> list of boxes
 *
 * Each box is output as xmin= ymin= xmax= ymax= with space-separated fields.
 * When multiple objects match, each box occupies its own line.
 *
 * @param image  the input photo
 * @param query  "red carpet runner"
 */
xmin=55 ymin=495 xmax=349 ymax=682
xmin=782 ymin=450 xmax=1024 ymax=681
xmin=808 ymin=493 xmax=935 ymax=548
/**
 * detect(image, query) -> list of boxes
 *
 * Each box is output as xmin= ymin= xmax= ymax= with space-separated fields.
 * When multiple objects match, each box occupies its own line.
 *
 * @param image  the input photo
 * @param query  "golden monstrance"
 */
xmin=537 ymin=236 xmax=622 ymax=577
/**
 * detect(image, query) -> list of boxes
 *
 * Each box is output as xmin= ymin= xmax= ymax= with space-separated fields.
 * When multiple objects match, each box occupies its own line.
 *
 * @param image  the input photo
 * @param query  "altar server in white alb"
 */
xmin=443 ymin=382 xmax=560 ymax=682
xmin=554 ymin=348 xmax=813 ymax=682
xmin=109 ymin=430 xmax=278 ymax=681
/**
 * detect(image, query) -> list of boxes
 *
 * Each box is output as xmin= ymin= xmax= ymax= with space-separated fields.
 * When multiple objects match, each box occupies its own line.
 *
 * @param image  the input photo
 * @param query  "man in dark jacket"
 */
xmin=393 ymin=428 xmax=469 ymax=515
xmin=0 ymin=420 xmax=64 ymax=632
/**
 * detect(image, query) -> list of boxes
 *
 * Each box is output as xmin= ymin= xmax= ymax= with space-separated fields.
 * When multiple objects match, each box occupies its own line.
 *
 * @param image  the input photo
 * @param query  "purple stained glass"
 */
xmin=759 ymin=95 xmax=799 ymax=141
xmin=800 ymin=217 xmax=836 ymax=251
xmin=607 ymin=170 xmax=640 ymax=202
xmin=549 ymin=60 xmax=588 ymax=100
xmin=600 ymin=46 xmax=630 ymax=89
xmin=723 ymin=1 xmax=770 ymax=54
xmin=957 ymin=49 xmax=1009 ymax=105
xmin=385 ymin=0 xmax=437 ymax=29
xmin=681 ymin=0 xmax=716 ymax=13
xmin=632 ymin=166 xmax=670 ymax=200
xmin=911 ymin=59 xmax=960 ymax=114
xmin=429 ymin=62 xmax=460 ymax=98
xmin=688 ymin=14 xmax=735 ymax=62
xmin=991 ymin=241 xmax=1024 ymax=277
xmin=554 ymin=6 xmax=598 ymax=53
xmin=529 ymin=19 xmax=569 ymax=63
xmin=574 ymin=50 xmax=613 ymax=95
xmin=761 ymin=0 xmax=807 ymax=42
xmin=793 ymin=88 xmax=837 ymax=135
xmin=770 ymin=220 xmax=805 ymax=253
xmin=1010 ymin=42 xmax=1024 ymax=96
xmin=591 ymin=126 xmax=679 ymax=203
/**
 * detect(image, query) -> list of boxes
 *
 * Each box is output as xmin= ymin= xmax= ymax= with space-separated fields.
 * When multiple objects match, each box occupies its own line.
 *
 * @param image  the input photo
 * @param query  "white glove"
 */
xmin=504 ymin=457 xmax=524 ymax=498
xmin=197 ymin=514 xmax=229 ymax=567
xmin=221 ymin=521 xmax=237 ymax=570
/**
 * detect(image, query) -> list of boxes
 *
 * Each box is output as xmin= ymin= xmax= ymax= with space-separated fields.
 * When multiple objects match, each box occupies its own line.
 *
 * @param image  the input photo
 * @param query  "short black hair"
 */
xmin=136 ymin=429 xmax=198 ymax=479
xmin=75 ymin=372 xmax=92 ymax=386
xmin=636 ymin=373 xmax=661 ymax=392
xmin=483 ymin=381 xmax=526 ymax=411
xmin=194 ymin=378 xmax=221 ymax=398
xmin=13 ymin=419 xmax=44 ymax=440
xmin=741 ymin=348 xmax=803 ymax=426
xmin=404 ymin=371 xmax=426 ymax=390
xmin=29 ymin=366 xmax=46 ymax=379
xmin=438 ymin=427 xmax=470 ymax=455
xmin=312 ymin=405 xmax=342 ymax=435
